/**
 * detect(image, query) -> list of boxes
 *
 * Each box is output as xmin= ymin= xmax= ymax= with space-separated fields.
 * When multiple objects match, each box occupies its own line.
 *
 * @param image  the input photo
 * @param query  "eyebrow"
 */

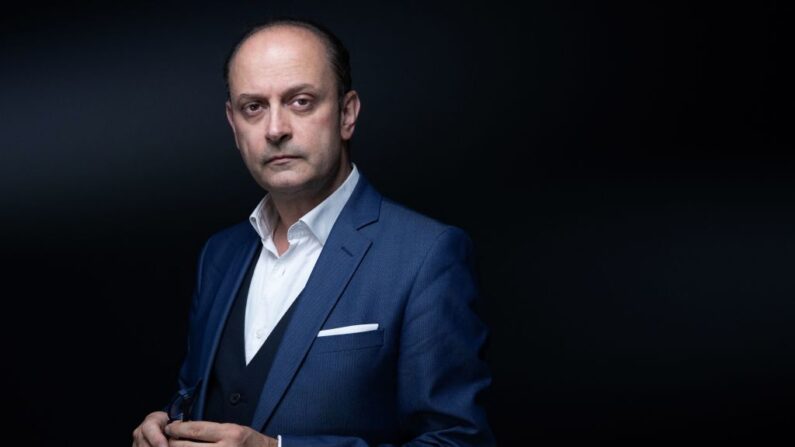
xmin=235 ymin=83 xmax=319 ymax=104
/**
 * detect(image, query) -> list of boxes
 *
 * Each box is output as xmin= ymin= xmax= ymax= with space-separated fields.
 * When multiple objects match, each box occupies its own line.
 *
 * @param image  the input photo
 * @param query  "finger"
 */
xmin=132 ymin=426 xmax=153 ymax=447
xmin=168 ymin=440 xmax=205 ymax=447
xmin=132 ymin=426 xmax=146 ymax=447
xmin=162 ymin=439 xmax=202 ymax=447
xmin=165 ymin=420 xmax=222 ymax=442
xmin=141 ymin=412 xmax=170 ymax=447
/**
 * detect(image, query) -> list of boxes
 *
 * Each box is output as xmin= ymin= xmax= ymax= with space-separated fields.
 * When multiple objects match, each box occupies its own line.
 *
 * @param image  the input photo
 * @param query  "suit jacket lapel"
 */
xmin=194 ymin=235 xmax=260 ymax=420
xmin=250 ymin=176 xmax=381 ymax=430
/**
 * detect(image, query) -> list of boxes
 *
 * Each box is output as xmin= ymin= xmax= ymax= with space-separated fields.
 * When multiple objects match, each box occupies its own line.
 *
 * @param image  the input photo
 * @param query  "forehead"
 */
xmin=228 ymin=26 xmax=334 ymax=95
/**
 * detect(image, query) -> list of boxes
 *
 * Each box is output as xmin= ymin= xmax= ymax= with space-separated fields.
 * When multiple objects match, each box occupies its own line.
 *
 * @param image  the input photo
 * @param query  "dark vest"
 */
xmin=204 ymin=245 xmax=300 ymax=426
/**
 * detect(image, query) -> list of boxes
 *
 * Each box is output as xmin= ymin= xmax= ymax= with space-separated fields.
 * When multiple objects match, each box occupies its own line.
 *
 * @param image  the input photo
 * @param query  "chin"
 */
xmin=262 ymin=175 xmax=313 ymax=195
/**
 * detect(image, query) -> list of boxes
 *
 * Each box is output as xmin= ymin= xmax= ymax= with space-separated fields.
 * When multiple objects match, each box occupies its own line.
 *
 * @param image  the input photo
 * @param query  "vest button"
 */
xmin=229 ymin=392 xmax=241 ymax=405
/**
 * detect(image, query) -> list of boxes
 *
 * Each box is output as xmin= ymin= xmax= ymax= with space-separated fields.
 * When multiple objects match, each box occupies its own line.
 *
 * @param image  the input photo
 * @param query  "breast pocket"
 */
xmin=311 ymin=328 xmax=384 ymax=353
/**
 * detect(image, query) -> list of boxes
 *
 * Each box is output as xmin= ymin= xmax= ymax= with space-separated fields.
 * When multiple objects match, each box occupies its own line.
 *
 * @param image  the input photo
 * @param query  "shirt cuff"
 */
xmin=277 ymin=434 xmax=282 ymax=447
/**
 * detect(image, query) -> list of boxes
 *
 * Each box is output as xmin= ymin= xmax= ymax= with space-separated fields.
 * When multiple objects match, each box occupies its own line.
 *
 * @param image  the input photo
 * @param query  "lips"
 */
xmin=265 ymin=155 xmax=299 ymax=164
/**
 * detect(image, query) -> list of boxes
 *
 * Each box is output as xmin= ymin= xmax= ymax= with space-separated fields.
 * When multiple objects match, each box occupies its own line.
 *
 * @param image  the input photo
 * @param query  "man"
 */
xmin=133 ymin=18 xmax=493 ymax=447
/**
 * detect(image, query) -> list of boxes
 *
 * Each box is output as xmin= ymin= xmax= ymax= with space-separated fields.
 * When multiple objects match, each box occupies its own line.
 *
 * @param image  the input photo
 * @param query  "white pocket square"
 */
xmin=317 ymin=323 xmax=379 ymax=337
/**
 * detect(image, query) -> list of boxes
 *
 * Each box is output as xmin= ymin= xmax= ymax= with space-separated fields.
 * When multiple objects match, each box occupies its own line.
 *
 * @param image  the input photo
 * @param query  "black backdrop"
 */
xmin=1 ymin=1 xmax=786 ymax=444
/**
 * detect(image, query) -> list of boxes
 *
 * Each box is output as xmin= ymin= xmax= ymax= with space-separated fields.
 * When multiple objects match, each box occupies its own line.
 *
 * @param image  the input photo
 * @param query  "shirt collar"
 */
xmin=248 ymin=164 xmax=361 ymax=246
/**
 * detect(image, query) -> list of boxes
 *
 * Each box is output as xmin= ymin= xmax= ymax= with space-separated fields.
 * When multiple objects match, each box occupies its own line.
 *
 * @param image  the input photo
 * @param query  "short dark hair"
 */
xmin=223 ymin=18 xmax=352 ymax=107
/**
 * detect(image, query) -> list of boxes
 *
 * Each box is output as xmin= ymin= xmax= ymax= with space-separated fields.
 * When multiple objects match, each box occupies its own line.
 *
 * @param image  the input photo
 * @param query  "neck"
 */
xmin=270 ymin=162 xmax=352 ymax=229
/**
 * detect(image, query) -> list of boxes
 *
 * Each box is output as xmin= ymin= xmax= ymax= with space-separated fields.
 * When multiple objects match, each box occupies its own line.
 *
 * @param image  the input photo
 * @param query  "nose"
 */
xmin=266 ymin=106 xmax=292 ymax=146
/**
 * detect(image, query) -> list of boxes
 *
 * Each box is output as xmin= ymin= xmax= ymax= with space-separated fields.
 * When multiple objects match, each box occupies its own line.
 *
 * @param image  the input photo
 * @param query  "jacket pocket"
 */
xmin=311 ymin=328 xmax=384 ymax=353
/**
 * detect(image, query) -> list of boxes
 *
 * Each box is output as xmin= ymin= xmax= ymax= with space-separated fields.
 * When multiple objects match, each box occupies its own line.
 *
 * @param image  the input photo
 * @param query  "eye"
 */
xmin=240 ymin=101 xmax=265 ymax=117
xmin=291 ymin=96 xmax=313 ymax=110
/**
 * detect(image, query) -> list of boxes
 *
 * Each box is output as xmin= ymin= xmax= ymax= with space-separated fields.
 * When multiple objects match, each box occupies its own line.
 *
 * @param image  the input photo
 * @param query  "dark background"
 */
xmin=1 ymin=0 xmax=787 ymax=444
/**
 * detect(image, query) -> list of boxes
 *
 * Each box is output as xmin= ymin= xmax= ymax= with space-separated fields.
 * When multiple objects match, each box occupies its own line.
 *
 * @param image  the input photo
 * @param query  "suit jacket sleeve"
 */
xmin=280 ymin=227 xmax=494 ymax=447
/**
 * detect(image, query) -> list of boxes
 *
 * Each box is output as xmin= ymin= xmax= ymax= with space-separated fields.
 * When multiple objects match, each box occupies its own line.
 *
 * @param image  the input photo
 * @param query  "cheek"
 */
xmin=305 ymin=114 xmax=339 ymax=147
xmin=237 ymin=126 xmax=266 ymax=150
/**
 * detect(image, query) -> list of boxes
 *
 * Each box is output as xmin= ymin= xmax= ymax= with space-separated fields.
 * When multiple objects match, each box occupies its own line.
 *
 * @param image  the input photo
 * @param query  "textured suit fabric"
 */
xmin=175 ymin=175 xmax=494 ymax=446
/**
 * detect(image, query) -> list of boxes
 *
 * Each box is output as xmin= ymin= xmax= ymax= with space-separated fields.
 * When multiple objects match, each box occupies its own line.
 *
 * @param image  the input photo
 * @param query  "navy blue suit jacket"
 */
xmin=176 ymin=175 xmax=494 ymax=446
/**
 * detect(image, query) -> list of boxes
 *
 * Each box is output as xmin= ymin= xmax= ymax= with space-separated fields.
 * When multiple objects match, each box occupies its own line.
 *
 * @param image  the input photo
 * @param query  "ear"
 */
xmin=225 ymin=100 xmax=241 ymax=149
xmin=339 ymin=90 xmax=361 ymax=141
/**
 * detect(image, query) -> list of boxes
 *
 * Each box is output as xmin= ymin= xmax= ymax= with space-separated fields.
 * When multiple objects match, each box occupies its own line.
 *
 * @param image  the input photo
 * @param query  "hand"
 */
xmin=132 ymin=411 xmax=170 ymax=447
xmin=165 ymin=420 xmax=278 ymax=447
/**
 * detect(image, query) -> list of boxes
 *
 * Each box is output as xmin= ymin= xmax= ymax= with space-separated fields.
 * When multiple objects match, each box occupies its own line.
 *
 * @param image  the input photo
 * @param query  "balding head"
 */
xmin=224 ymin=19 xmax=352 ymax=107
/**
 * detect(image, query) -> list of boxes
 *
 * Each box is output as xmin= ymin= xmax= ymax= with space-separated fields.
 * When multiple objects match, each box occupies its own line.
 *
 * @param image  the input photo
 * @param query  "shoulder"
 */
xmin=368 ymin=196 xmax=474 ymax=259
xmin=199 ymin=220 xmax=258 ymax=266
xmin=348 ymin=174 xmax=473 ymax=250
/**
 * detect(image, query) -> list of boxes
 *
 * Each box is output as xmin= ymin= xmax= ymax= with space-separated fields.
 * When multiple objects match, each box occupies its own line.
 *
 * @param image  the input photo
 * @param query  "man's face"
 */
xmin=225 ymin=26 xmax=359 ymax=198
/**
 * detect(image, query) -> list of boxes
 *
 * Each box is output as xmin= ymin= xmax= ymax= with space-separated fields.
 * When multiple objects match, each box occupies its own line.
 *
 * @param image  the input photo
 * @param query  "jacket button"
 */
xmin=229 ymin=392 xmax=241 ymax=405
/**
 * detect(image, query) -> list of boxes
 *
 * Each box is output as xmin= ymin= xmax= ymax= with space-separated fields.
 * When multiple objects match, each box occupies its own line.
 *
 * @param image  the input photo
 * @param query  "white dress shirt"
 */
xmin=244 ymin=165 xmax=360 ymax=365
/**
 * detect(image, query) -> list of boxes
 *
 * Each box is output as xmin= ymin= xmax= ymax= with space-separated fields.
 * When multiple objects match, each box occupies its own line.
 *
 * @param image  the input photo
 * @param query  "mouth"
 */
xmin=264 ymin=155 xmax=300 ymax=165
